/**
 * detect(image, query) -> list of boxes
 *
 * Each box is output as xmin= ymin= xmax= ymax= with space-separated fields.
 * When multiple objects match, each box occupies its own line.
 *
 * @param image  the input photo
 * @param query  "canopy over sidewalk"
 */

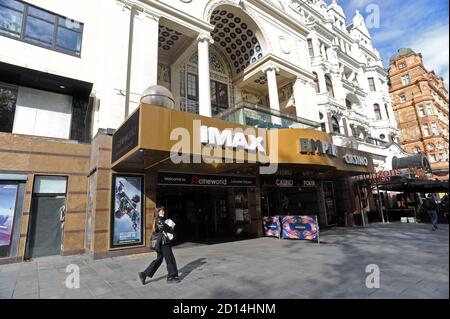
xmin=377 ymin=178 xmax=449 ymax=193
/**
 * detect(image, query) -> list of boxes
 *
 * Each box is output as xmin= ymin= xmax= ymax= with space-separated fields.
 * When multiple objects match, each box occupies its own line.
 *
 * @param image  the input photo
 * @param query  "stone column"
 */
xmin=263 ymin=65 xmax=281 ymax=112
xmin=130 ymin=9 xmax=160 ymax=114
xmin=197 ymin=34 xmax=214 ymax=117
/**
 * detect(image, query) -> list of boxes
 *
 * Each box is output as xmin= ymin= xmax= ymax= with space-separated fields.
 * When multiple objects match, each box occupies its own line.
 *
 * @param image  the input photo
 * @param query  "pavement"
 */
xmin=0 ymin=223 xmax=448 ymax=299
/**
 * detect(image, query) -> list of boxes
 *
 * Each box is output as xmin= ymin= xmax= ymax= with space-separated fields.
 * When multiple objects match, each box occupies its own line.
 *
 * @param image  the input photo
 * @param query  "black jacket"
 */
xmin=154 ymin=217 xmax=175 ymax=245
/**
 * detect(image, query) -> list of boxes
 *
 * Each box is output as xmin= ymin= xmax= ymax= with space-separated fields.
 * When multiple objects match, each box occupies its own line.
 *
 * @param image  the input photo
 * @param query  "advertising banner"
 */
xmin=111 ymin=174 xmax=144 ymax=248
xmin=262 ymin=216 xmax=281 ymax=238
xmin=0 ymin=183 xmax=18 ymax=255
xmin=280 ymin=215 xmax=319 ymax=241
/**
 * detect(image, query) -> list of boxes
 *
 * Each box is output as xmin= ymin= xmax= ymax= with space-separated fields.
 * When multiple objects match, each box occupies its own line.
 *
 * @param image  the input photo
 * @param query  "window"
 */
xmin=418 ymin=106 xmax=425 ymax=117
xmin=430 ymin=154 xmax=437 ymax=163
xmin=320 ymin=122 xmax=326 ymax=132
xmin=12 ymin=86 xmax=72 ymax=139
xmin=186 ymin=73 xmax=198 ymax=114
xmin=307 ymin=39 xmax=314 ymax=57
xmin=401 ymin=74 xmax=410 ymax=85
xmin=210 ymin=80 xmax=229 ymax=116
xmin=399 ymin=63 xmax=406 ymax=69
xmin=379 ymin=134 xmax=386 ymax=140
xmin=423 ymin=124 xmax=430 ymax=137
xmin=374 ymin=104 xmax=382 ymax=120
xmin=431 ymin=122 xmax=439 ymax=135
xmin=427 ymin=104 xmax=434 ymax=115
xmin=331 ymin=116 xmax=340 ymax=134
xmin=439 ymin=153 xmax=445 ymax=161
xmin=0 ymin=83 xmax=18 ymax=133
xmin=313 ymin=72 xmax=320 ymax=93
xmin=414 ymin=147 xmax=421 ymax=154
xmin=325 ymin=74 xmax=334 ymax=98
xmin=368 ymin=78 xmax=376 ymax=92
xmin=346 ymin=99 xmax=352 ymax=110
xmin=400 ymin=95 xmax=406 ymax=103
xmin=0 ymin=0 xmax=83 ymax=57
xmin=0 ymin=0 xmax=24 ymax=38
xmin=384 ymin=104 xmax=390 ymax=119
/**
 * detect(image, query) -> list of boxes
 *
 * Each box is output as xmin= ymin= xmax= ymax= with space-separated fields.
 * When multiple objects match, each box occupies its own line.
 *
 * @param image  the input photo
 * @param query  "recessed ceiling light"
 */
xmin=60 ymin=85 xmax=65 ymax=89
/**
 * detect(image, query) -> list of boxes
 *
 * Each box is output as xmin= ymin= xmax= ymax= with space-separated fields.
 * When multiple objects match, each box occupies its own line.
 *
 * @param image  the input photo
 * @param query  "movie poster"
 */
xmin=280 ymin=215 xmax=319 ymax=242
xmin=263 ymin=216 xmax=281 ymax=238
xmin=111 ymin=175 xmax=144 ymax=248
xmin=0 ymin=183 xmax=18 ymax=252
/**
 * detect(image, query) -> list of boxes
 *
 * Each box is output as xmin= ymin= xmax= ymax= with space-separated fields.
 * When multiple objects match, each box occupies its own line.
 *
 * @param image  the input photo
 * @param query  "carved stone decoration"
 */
xmin=279 ymin=36 xmax=291 ymax=54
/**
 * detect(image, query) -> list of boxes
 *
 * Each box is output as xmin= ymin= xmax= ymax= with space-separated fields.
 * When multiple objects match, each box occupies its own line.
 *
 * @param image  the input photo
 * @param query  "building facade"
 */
xmin=389 ymin=48 xmax=449 ymax=179
xmin=0 ymin=0 xmax=406 ymax=263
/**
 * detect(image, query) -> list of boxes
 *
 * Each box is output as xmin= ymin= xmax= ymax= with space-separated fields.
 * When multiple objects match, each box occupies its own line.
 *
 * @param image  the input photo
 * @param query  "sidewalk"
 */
xmin=0 ymin=223 xmax=448 ymax=299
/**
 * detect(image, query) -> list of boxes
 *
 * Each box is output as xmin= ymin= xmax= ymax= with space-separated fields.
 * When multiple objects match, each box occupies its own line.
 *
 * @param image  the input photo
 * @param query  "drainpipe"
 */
xmin=124 ymin=5 xmax=137 ymax=119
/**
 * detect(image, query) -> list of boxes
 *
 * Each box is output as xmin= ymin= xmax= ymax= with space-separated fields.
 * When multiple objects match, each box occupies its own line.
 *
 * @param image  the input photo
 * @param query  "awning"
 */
xmin=377 ymin=178 xmax=449 ymax=193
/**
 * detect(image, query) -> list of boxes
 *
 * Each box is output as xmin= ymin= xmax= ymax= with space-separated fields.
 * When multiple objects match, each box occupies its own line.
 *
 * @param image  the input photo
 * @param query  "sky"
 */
xmin=332 ymin=0 xmax=449 ymax=88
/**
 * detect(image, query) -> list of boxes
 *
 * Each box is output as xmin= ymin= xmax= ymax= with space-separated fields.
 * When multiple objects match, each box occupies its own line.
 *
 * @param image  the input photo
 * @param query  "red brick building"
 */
xmin=389 ymin=48 xmax=449 ymax=180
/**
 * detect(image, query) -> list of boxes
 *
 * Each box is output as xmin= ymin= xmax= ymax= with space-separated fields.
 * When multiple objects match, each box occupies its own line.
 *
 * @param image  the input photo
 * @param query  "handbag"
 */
xmin=150 ymin=232 xmax=162 ymax=252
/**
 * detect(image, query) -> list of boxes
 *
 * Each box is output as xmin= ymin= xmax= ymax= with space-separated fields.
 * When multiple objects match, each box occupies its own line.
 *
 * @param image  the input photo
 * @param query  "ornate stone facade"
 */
xmin=389 ymin=48 xmax=449 ymax=178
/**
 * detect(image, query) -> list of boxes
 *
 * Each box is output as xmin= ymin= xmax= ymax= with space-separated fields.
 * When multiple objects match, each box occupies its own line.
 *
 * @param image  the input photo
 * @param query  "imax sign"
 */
xmin=200 ymin=126 xmax=266 ymax=153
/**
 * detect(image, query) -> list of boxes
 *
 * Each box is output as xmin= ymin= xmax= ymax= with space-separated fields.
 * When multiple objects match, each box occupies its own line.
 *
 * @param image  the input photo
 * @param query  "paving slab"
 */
xmin=1 ymin=223 xmax=448 ymax=299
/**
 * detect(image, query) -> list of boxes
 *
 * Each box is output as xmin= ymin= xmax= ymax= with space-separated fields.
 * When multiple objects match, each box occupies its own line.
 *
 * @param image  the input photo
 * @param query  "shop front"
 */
xmin=97 ymin=103 xmax=375 ymax=257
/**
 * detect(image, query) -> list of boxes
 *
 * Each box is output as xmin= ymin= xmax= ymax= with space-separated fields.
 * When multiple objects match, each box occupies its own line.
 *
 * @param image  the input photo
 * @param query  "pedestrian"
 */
xmin=424 ymin=194 xmax=439 ymax=231
xmin=138 ymin=206 xmax=180 ymax=284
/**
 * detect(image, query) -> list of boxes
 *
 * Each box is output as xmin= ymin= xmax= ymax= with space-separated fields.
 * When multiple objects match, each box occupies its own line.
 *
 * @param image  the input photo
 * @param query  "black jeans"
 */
xmin=144 ymin=244 xmax=178 ymax=278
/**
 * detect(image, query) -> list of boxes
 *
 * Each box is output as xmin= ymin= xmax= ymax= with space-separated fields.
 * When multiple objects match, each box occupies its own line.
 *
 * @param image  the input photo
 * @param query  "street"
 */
xmin=0 ymin=223 xmax=448 ymax=299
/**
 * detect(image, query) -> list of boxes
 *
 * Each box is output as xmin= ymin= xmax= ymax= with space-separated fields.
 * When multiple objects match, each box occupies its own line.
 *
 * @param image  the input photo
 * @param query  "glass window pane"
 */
xmin=28 ymin=6 xmax=55 ymax=22
xmin=58 ymin=17 xmax=82 ymax=32
xmin=0 ymin=0 xmax=24 ymax=11
xmin=33 ymin=176 xmax=67 ymax=194
xmin=56 ymin=26 xmax=81 ymax=54
xmin=0 ymin=6 xmax=23 ymax=37
xmin=0 ymin=85 xmax=18 ymax=133
xmin=24 ymin=16 xmax=54 ymax=47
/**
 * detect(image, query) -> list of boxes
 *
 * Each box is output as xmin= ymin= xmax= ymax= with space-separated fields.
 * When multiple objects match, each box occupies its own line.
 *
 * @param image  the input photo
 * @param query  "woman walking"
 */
xmin=138 ymin=207 xmax=180 ymax=284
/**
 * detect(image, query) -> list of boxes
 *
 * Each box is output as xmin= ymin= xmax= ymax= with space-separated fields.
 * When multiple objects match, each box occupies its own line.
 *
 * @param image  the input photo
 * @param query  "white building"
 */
xmin=0 ymin=0 xmax=407 ymax=168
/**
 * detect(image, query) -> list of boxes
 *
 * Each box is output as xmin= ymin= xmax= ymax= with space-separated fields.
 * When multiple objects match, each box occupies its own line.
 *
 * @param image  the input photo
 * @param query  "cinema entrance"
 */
xmin=156 ymin=172 xmax=258 ymax=245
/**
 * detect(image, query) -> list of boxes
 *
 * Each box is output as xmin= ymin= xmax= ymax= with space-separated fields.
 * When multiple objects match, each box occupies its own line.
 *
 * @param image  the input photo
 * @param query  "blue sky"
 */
xmin=332 ymin=0 xmax=449 ymax=88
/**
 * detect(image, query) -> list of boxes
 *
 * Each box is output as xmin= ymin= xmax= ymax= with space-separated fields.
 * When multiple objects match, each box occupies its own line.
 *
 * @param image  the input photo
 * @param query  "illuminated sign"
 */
xmin=343 ymin=154 xmax=369 ymax=167
xmin=200 ymin=126 xmax=265 ymax=153
xmin=299 ymin=138 xmax=337 ymax=157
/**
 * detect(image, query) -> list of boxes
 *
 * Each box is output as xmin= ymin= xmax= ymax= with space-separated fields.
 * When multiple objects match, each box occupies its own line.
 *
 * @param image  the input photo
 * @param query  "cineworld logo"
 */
xmin=300 ymin=138 xmax=337 ymax=157
xmin=191 ymin=175 xmax=228 ymax=186
xmin=200 ymin=126 xmax=266 ymax=153
xmin=343 ymin=154 xmax=369 ymax=167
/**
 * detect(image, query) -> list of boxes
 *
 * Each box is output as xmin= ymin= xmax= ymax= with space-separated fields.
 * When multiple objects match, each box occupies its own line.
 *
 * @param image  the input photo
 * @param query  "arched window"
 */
xmin=346 ymin=99 xmax=352 ymax=109
xmin=374 ymin=103 xmax=382 ymax=120
xmin=313 ymin=72 xmax=320 ymax=93
xmin=331 ymin=116 xmax=340 ymax=133
xmin=325 ymin=74 xmax=334 ymax=98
